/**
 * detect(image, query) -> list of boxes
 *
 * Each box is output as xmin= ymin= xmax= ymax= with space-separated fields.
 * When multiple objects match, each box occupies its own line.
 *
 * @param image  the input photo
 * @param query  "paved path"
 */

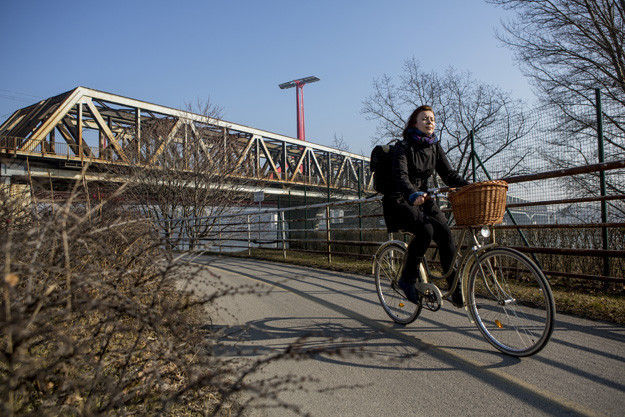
xmin=191 ymin=255 xmax=625 ymax=417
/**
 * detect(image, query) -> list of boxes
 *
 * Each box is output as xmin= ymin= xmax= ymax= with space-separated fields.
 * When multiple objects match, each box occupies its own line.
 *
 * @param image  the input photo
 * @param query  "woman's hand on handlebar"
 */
xmin=409 ymin=186 xmax=465 ymax=205
xmin=408 ymin=191 xmax=428 ymax=206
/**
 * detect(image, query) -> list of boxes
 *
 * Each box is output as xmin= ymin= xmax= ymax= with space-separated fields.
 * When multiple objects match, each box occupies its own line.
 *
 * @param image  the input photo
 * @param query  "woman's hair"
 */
xmin=402 ymin=105 xmax=434 ymax=140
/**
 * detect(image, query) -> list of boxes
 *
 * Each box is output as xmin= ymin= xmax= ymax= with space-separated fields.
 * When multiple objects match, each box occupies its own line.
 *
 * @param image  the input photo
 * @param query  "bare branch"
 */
xmin=362 ymin=58 xmax=528 ymax=177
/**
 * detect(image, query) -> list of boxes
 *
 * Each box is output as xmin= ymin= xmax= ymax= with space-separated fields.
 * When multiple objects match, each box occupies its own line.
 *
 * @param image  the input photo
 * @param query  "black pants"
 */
xmin=385 ymin=198 xmax=456 ymax=285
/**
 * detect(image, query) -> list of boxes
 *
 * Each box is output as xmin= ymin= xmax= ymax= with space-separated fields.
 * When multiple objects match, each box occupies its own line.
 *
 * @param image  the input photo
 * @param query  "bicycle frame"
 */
xmin=434 ymin=227 xmax=498 ymax=324
xmin=373 ymin=187 xmax=556 ymax=356
xmin=372 ymin=226 xmax=498 ymax=324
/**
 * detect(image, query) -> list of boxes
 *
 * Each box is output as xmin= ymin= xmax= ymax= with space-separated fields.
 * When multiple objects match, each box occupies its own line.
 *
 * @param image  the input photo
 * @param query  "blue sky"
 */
xmin=0 ymin=0 xmax=534 ymax=156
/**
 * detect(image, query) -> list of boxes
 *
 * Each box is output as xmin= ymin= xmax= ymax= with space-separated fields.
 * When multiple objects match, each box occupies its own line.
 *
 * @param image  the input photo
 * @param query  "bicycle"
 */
xmin=372 ymin=184 xmax=555 ymax=357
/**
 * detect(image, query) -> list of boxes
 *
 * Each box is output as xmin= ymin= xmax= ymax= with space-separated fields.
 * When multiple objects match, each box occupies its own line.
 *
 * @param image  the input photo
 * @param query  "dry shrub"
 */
xmin=0 ymin=183 xmax=345 ymax=417
xmin=497 ymin=228 xmax=625 ymax=294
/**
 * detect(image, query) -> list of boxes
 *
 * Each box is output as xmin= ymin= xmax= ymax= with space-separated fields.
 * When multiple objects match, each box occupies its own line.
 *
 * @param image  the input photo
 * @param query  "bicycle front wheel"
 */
xmin=374 ymin=243 xmax=422 ymax=325
xmin=467 ymin=247 xmax=555 ymax=357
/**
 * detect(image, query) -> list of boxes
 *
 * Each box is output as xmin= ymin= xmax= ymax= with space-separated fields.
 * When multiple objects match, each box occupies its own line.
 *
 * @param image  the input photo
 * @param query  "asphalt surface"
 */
xmin=189 ymin=255 xmax=625 ymax=417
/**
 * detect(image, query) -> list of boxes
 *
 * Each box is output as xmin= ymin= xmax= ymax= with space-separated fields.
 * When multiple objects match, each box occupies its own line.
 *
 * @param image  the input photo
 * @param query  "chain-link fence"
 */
xmin=442 ymin=90 xmax=624 ymax=283
xmin=177 ymin=89 xmax=624 ymax=285
xmin=467 ymin=90 xmax=624 ymax=224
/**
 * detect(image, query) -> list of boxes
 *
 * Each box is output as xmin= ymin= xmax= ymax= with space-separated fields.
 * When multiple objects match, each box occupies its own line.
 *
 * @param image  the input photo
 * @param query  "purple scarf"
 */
xmin=407 ymin=128 xmax=438 ymax=145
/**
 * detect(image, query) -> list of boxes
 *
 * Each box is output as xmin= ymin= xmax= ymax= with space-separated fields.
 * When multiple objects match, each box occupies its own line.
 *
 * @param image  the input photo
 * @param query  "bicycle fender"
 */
xmin=371 ymin=240 xmax=407 ymax=275
xmin=459 ymin=243 xmax=499 ymax=324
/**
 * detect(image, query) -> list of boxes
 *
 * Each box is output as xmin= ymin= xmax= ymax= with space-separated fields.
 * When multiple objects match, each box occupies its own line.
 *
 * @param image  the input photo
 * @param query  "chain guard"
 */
xmin=415 ymin=282 xmax=443 ymax=311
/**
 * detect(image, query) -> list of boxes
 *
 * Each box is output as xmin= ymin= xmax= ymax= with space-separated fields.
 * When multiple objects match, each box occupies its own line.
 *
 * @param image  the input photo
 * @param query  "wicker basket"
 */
xmin=448 ymin=180 xmax=508 ymax=226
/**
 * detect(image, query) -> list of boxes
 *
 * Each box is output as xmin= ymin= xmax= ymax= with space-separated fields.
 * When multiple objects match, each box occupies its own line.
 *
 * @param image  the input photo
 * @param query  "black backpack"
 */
xmin=370 ymin=140 xmax=398 ymax=194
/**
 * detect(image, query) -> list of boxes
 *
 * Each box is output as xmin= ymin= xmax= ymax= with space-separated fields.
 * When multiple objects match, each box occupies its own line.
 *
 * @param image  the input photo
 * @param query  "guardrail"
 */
xmin=0 ymin=137 xmax=123 ymax=162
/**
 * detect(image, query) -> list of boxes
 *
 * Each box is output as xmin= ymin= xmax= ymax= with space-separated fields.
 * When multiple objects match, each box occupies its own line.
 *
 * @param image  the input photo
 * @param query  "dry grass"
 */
xmin=550 ymin=287 xmax=625 ymax=324
xmin=231 ymin=248 xmax=625 ymax=325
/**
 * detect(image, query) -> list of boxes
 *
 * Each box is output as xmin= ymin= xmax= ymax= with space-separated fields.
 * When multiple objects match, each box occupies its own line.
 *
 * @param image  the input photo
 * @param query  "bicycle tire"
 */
xmin=374 ymin=243 xmax=423 ymax=325
xmin=467 ymin=247 xmax=555 ymax=357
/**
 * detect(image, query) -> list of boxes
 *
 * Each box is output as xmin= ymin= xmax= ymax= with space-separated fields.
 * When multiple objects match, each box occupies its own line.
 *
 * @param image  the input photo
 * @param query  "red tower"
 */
xmin=279 ymin=76 xmax=320 ymax=141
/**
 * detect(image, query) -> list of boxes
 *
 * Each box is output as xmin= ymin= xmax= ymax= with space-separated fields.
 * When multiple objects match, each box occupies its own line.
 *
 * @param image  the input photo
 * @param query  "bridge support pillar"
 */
xmin=1 ymin=178 xmax=32 ymax=210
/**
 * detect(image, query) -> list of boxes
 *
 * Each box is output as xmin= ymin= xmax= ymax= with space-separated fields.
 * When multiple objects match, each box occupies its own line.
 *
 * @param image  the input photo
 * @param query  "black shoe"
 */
xmin=398 ymin=278 xmax=421 ymax=304
xmin=447 ymin=289 xmax=464 ymax=308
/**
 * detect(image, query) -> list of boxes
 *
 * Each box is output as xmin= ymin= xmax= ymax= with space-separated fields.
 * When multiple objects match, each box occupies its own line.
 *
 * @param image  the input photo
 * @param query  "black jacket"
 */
xmin=391 ymin=138 xmax=469 ymax=201
xmin=381 ymin=138 xmax=468 ymax=233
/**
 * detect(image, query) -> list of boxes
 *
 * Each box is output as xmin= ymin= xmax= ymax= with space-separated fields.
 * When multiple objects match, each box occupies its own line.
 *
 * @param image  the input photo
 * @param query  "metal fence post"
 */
xmin=326 ymin=205 xmax=331 ymax=264
xmin=280 ymin=210 xmax=287 ymax=259
xmin=304 ymin=185 xmax=308 ymax=251
xmin=358 ymin=160 xmax=363 ymax=254
xmin=595 ymin=88 xmax=610 ymax=279
xmin=464 ymin=131 xmax=543 ymax=269
xmin=288 ymin=190 xmax=292 ymax=252
xmin=276 ymin=197 xmax=280 ymax=251
xmin=247 ymin=214 xmax=251 ymax=255
xmin=327 ymin=151 xmax=331 ymax=202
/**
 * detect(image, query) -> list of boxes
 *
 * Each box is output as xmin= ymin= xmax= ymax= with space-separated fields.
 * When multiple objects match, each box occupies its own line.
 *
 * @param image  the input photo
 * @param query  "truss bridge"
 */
xmin=0 ymin=87 xmax=373 ymax=203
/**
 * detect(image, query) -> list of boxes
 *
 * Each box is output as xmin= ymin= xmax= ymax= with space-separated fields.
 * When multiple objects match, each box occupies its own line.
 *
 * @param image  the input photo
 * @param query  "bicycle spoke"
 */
xmin=468 ymin=248 xmax=555 ymax=357
xmin=374 ymin=245 xmax=422 ymax=325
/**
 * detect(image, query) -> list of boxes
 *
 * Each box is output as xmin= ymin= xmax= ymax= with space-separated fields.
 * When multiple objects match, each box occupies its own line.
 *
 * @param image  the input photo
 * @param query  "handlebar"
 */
xmin=421 ymin=186 xmax=457 ymax=201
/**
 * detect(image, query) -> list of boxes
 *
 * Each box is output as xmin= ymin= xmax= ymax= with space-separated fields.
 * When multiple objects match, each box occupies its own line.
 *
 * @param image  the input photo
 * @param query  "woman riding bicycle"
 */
xmin=382 ymin=105 xmax=470 ymax=307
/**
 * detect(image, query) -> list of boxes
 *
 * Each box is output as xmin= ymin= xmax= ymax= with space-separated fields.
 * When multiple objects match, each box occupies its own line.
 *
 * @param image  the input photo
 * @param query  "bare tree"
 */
xmin=362 ymin=58 xmax=530 ymax=179
xmin=121 ymin=99 xmax=253 ymax=250
xmin=331 ymin=133 xmax=351 ymax=153
xmin=490 ymin=0 xmax=625 ymax=218
xmin=490 ymin=0 xmax=625 ymax=113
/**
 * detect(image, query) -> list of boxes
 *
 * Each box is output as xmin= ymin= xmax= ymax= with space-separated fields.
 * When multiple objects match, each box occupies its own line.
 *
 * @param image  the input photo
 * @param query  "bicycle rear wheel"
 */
xmin=374 ymin=243 xmax=422 ymax=325
xmin=467 ymin=247 xmax=555 ymax=357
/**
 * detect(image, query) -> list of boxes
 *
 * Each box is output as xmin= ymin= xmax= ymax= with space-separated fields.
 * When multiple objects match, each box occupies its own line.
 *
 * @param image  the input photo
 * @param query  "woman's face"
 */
xmin=415 ymin=110 xmax=436 ymax=136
